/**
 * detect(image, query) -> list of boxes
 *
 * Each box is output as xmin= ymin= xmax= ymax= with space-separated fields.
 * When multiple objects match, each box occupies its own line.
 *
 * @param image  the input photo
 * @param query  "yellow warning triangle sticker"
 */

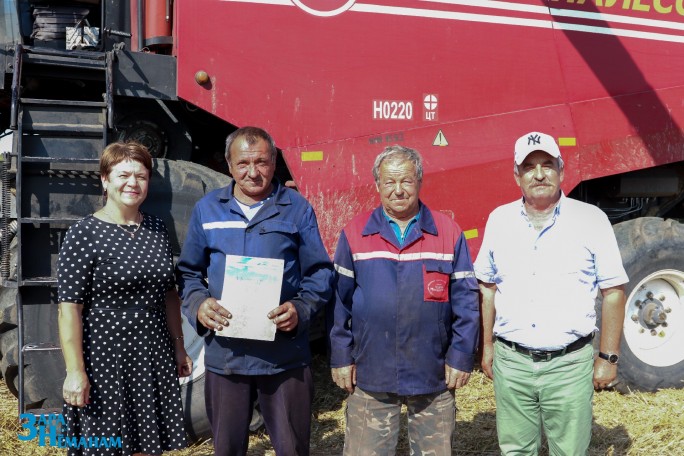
xmin=433 ymin=130 xmax=448 ymax=147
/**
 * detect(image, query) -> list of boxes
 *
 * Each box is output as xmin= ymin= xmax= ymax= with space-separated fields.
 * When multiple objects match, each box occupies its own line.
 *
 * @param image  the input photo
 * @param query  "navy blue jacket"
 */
xmin=330 ymin=204 xmax=480 ymax=395
xmin=176 ymin=180 xmax=334 ymax=375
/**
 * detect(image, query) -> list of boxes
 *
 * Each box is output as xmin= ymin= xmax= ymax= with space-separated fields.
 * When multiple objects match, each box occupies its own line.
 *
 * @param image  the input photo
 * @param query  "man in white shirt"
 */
xmin=474 ymin=131 xmax=628 ymax=455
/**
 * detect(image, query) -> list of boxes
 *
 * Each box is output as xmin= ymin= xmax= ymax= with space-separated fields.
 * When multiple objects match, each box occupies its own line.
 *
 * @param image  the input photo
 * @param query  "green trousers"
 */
xmin=493 ymin=341 xmax=594 ymax=456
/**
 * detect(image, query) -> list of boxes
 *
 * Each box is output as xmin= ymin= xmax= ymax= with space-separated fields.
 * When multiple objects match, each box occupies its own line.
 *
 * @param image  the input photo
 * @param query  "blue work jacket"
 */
xmin=176 ymin=180 xmax=334 ymax=375
xmin=329 ymin=204 xmax=480 ymax=395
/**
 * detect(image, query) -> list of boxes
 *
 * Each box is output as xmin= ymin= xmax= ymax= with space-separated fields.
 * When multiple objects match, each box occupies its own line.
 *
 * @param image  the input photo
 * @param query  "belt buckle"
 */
xmin=529 ymin=349 xmax=553 ymax=362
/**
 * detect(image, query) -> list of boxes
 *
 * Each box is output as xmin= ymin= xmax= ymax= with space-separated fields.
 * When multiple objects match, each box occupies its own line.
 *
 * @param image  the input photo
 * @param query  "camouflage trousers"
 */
xmin=343 ymin=387 xmax=455 ymax=456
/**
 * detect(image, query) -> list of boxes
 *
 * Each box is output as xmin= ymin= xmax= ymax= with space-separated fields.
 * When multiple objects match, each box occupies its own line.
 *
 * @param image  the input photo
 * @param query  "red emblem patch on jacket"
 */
xmin=424 ymin=267 xmax=449 ymax=302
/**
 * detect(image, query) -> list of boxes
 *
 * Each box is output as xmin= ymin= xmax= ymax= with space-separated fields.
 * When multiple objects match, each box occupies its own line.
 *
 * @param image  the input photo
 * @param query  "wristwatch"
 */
xmin=598 ymin=352 xmax=620 ymax=365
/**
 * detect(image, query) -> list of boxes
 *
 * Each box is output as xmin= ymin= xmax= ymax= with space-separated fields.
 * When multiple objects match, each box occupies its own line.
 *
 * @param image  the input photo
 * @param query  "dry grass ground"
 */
xmin=1 ymin=353 xmax=683 ymax=455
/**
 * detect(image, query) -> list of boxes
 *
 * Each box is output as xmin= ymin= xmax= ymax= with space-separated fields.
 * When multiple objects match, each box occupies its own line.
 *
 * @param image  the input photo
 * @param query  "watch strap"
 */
xmin=598 ymin=352 xmax=619 ymax=364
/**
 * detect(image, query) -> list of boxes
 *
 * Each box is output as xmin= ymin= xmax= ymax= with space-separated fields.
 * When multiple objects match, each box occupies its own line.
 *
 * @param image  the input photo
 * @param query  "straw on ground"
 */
xmin=1 ymin=354 xmax=682 ymax=455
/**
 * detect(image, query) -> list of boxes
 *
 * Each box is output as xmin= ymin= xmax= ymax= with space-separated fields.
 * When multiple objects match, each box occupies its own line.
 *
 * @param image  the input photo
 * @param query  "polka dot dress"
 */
xmin=57 ymin=213 xmax=187 ymax=455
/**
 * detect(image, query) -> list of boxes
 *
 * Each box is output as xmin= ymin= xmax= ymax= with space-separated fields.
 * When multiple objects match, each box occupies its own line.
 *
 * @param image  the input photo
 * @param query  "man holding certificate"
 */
xmin=176 ymin=126 xmax=334 ymax=456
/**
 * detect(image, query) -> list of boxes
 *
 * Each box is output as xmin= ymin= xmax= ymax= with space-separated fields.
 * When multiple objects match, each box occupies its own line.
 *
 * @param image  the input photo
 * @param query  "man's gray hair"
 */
xmin=514 ymin=155 xmax=565 ymax=175
xmin=225 ymin=126 xmax=278 ymax=163
xmin=372 ymin=145 xmax=424 ymax=184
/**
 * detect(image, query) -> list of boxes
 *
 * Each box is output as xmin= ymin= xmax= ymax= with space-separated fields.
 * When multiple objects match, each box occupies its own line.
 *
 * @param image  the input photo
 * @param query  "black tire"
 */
xmin=143 ymin=158 xmax=231 ymax=256
xmin=0 ymin=237 xmax=55 ymax=410
xmin=176 ymin=306 xmax=212 ymax=442
xmin=179 ymin=365 xmax=211 ymax=442
xmin=0 ymin=316 xmax=17 ymax=386
xmin=608 ymin=217 xmax=684 ymax=391
xmin=0 ymin=235 xmax=18 ymax=384
xmin=146 ymin=159 xmax=230 ymax=441
xmin=115 ymin=106 xmax=193 ymax=161
xmin=0 ymin=159 xmax=230 ymax=439
xmin=0 ymin=292 xmax=65 ymax=409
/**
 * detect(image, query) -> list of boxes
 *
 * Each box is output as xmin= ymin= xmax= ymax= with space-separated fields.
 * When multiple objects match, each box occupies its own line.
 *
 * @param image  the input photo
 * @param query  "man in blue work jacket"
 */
xmin=329 ymin=145 xmax=480 ymax=455
xmin=176 ymin=126 xmax=334 ymax=456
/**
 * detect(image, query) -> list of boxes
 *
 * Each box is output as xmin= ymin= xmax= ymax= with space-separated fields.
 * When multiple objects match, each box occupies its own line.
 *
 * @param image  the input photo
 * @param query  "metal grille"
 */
xmin=1 ymin=152 xmax=11 ymax=278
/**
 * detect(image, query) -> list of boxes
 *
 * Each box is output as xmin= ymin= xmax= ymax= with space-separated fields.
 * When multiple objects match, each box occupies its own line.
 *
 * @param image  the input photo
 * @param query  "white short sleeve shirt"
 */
xmin=474 ymin=193 xmax=629 ymax=350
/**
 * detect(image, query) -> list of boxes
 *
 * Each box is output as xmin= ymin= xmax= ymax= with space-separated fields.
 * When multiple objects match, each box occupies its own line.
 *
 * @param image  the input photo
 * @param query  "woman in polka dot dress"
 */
xmin=57 ymin=141 xmax=192 ymax=455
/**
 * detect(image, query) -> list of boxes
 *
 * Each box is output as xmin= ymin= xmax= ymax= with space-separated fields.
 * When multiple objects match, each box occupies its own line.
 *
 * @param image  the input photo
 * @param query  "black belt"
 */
xmin=496 ymin=333 xmax=594 ymax=362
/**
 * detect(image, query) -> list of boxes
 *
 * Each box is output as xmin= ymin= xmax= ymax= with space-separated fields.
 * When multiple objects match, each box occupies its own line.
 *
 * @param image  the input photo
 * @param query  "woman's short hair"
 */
xmin=372 ymin=145 xmax=424 ymax=184
xmin=99 ymin=141 xmax=153 ymax=177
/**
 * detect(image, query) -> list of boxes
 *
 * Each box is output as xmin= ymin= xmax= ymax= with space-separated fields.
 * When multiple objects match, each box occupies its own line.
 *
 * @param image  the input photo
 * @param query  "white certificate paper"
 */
xmin=215 ymin=255 xmax=284 ymax=341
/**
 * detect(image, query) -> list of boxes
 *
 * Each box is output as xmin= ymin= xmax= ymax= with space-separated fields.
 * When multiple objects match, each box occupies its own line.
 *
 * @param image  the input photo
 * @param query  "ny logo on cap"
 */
xmin=527 ymin=134 xmax=541 ymax=146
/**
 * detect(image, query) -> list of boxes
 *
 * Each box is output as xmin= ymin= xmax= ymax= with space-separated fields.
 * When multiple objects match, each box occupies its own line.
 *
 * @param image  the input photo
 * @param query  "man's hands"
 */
xmin=482 ymin=341 xmax=619 ymax=389
xmin=445 ymin=364 xmax=470 ymax=389
xmin=595 ymin=285 xmax=625 ymax=390
xmin=332 ymin=364 xmax=356 ymax=393
xmin=63 ymin=370 xmax=90 ymax=407
xmin=593 ymin=358 xmax=618 ymax=390
xmin=331 ymin=363 xmax=470 ymax=393
xmin=198 ymin=298 xmax=299 ymax=333
xmin=268 ymin=301 xmax=298 ymax=332
xmin=197 ymin=297 xmax=231 ymax=331
xmin=481 ymin=343 xmax=494 ymax=380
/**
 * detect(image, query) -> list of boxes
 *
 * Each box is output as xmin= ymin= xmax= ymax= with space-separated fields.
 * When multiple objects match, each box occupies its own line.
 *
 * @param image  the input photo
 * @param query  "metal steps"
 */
xmin=2 ymin=43 xmax=112 ymax=414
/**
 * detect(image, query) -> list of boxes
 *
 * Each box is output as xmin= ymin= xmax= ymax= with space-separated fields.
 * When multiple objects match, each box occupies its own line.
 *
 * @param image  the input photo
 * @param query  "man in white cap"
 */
xmin=474 ymin=132 xmax=628 ymax=455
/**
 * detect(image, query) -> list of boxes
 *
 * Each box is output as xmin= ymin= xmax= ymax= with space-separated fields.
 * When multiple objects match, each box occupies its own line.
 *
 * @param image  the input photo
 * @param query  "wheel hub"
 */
xmin=639 ymin=298 xmax=668 ymax=327
xmin=624 ymin=271 xmax=684 ymax=367
xmin=117 ymin=119 xmax=167 ymax=158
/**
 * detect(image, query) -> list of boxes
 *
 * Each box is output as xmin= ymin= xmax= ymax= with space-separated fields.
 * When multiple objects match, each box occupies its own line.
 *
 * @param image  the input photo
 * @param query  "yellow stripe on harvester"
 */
xmin=464 ymin=229 xmax=478 ymax=240
xmin=301 ymin=151 xmax=324 ymax=161
xmin=558 ymin=137 xmax=576 ymax=147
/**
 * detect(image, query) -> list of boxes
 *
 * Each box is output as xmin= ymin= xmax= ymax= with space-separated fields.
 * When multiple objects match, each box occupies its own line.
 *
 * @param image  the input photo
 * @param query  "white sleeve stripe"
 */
xmin=202 ymin=221 xmax=248 ymax=230
xmin=352 ymin=251 xmax=454 ymax=262
xmin=452 ymin=271 xmax=477 ymax=280
xmin=334 ymin=264 xmax=355 ymax=278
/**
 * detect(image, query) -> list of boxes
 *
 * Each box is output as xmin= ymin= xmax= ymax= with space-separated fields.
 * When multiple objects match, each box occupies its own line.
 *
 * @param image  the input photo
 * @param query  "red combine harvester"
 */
xmin=0 ymin=0 xmax=683 ymax=438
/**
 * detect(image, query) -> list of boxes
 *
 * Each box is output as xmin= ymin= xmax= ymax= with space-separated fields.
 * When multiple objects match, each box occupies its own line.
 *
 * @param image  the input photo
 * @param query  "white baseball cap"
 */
xmin=514 ymin=132 xmax=562 ymax=165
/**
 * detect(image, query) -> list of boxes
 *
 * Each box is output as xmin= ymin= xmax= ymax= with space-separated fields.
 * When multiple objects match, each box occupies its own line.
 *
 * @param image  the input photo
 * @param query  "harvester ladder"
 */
xmin=2 ymin=44 xmax=111 ymax=418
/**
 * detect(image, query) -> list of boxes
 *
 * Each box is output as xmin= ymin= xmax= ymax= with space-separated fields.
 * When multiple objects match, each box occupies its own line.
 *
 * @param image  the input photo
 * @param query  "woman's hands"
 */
xmin=174 ymin=342 xmax=193 ymax=377
xmin=63 ymin=370 xmax=90 ymax=407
